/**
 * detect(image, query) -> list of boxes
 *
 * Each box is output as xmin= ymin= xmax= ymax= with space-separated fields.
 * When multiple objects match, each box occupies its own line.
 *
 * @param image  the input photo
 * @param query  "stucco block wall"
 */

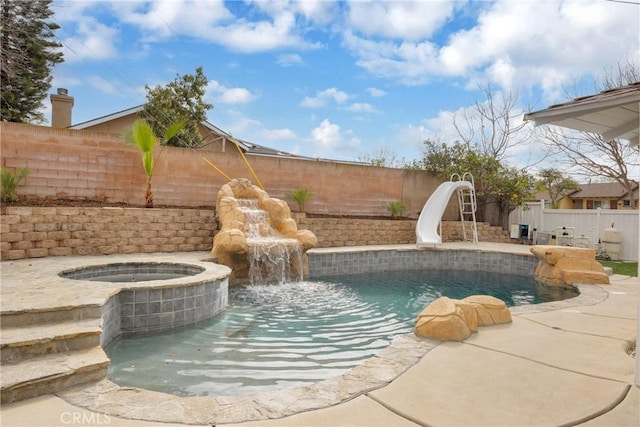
xmin=0 ymin=122 xmax=444 ymax=218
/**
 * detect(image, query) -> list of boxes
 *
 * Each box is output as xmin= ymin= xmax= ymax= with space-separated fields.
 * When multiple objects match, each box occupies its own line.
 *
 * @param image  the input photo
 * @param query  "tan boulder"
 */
xmin=530 ymin=245 xmax=595 ymax=265
xmin=530 ymin=245 xmax=609 ymax=286
xmin=212 ymin=229 xmax=247 ymax=255
xmin=294 ymin=229 xmax=318 ymax=250
xmin=279 ymin=218 xmax=298 ymax=235
xmin=462 ymin=295 xmax=512 ymax=326
xmin=415 ymin=295 xmax=511 ymax=342
xmin=455 ymin=300 xmax=478 ymax=332
xmin=560 ymin=269 xmax=609 ymax=286
xmin=261 ymin=198 xmax=291 ymax=228
xmin=415 ymin=297 xmax=473 ymax=342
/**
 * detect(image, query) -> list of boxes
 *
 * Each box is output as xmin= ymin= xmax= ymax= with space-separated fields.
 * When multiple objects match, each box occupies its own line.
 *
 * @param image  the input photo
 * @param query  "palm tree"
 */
xmin=125 ymin=119 xmax=185 ymax=207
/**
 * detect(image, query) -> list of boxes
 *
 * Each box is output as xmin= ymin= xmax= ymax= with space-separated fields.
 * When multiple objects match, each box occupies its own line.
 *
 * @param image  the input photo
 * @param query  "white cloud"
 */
xmin=342 ymin=31 xmax=440 ymax=85
xmin=301 ymin=88 xmax=350 ymax=108
xmin=345 ymin=103 xmax=377 ymax=113
xmin=58 ymin=19 xmax=119 ymax=62
xmin=87 ymin=76 xmax=121 ymax=95
xmin=292 ymin=0 xmax=337 ymax=25
xmin=112 ymin=0 xmax=233 ymax=40
xmin=207 ymin=81 xmax=256 ymax=104
xmin=51 ymin=75 xmax=82 ymax=90
xmin=347 ymin=0 xmax=457 ymax=40
xmin=223 ymin=113 xmax=262 ymax=136
xmin=343 ymin=0 xmax=640 ymax=98
xmin=277 ymin=53 xmax=304 ymax=67
xmin=263 ymin=128 xmax=296 ymax=140
xmin=366 ymin=88 xmax=386 ymax=97
xmin=210 ymin=13 xmax=318 ymax=53
xmin=113 ymin=0 xmax=321 ymax=53
xmin=310 ymin=119 xmax=360 ymax=157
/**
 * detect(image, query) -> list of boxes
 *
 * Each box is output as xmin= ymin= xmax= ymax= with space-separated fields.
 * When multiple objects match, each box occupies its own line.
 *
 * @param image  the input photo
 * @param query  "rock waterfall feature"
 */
xmin=212 ymin=179 xmax=318 ymax=284
xmin=530 ymin=246 xmax=609 ymax=287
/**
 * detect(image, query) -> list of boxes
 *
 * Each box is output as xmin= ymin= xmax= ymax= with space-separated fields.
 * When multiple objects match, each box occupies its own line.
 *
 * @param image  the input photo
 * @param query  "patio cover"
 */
xmin=524 ymin=81 xmax=640 ymax=387
xmin=524 ymin=81 xmax=639 ymax=147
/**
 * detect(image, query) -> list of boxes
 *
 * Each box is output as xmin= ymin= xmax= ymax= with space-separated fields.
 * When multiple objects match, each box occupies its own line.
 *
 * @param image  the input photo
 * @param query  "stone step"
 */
xmin=0 ymin=346 xmax=109 ymax=404
xmin=1 ymin=318 xmax=102 ymax=363
xmin=0 ymin=305 xmax=102 ymax=328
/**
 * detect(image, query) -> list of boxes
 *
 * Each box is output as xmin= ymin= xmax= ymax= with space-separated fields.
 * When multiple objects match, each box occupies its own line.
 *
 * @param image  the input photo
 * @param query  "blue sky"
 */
xmin=46 ymin=0 xmax=639 ymax=167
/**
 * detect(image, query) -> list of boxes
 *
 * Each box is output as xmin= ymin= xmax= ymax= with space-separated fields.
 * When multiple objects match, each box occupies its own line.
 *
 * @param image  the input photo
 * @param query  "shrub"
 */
xmin=1 ymin=167 xmax=29 ymax=203
xmin=289 ymin=188 xmax=313 ymax=212
xmin=386 ymin=201 xmax=407 ymax=219
xmin=124 ymin=119 xmax=185 ymax=207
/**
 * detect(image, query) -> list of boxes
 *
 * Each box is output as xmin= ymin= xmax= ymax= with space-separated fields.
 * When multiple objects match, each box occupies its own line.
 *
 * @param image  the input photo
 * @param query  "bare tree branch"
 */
xmin=453 ymin=84 xmax=532 ymax=161
xmin=539 ymin=126 xmax=639 ymax=206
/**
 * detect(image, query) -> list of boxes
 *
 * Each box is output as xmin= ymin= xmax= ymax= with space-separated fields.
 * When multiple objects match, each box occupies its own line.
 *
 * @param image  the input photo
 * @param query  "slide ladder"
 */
xmin=451 ymin=173 xmax=478 ymax=244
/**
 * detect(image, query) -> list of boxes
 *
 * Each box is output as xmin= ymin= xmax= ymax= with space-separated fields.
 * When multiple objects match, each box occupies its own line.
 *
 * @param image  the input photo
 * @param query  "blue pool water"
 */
xmin=105 ymin=269 xmax=577 ymax=396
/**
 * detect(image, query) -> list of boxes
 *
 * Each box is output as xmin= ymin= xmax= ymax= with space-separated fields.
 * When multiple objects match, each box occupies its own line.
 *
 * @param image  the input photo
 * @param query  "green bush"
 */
xmin=289 ymin=188 xmax=313 ymax=212
xmin=386 ymin=201 xmax=407 ymax=219
xmin=1 ymin=167 xmax=29 ymax=203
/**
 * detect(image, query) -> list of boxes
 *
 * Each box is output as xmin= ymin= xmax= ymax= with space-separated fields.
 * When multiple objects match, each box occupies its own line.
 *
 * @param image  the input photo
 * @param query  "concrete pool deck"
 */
xmin=1 ymin=243 xmax=638 ymax=426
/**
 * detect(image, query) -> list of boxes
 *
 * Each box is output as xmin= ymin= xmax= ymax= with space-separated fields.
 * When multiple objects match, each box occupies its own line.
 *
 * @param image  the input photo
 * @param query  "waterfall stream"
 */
xmin=238 ymin=199 xmax=303 ymax=285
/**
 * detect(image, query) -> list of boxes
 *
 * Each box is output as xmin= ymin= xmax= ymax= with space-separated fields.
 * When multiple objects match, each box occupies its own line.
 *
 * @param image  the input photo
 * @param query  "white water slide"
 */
xmin=416 ymin=176 xmax=478 ymax=245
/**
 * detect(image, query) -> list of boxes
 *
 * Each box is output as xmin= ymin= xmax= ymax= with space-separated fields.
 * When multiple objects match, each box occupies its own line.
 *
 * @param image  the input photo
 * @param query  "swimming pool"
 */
xmin=105 ymin=268 xmax=577 ymax=396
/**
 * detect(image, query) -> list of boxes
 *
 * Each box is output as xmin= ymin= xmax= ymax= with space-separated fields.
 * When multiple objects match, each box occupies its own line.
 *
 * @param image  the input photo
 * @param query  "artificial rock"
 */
xmin=530 ymin=246 xmax=609 ymax=287
xmin=414 ymin=295 xmax=511 ymax=342
xmin=212 ymin=178 xmax=318 ymax=282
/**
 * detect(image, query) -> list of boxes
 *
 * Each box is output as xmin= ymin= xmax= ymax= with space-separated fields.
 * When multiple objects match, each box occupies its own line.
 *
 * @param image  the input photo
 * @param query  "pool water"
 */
xmin=105 ymin=269 xmax=577 ymax=396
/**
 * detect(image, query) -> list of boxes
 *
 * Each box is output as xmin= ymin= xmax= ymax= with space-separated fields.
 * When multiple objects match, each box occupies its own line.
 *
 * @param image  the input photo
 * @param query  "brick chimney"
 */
xmin=50 ymin=88 xmax=74 ymax=128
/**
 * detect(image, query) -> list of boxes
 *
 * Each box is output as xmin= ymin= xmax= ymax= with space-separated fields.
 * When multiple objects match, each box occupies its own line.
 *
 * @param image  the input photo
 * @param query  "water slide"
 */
xmin=416 ymin=180 xmax=474 ymax=245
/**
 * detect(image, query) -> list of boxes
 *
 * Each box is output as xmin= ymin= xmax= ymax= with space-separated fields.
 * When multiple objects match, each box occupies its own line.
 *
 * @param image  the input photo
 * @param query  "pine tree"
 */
xmin=1 ymin=0 xmax=64 ymax=123
xmin=139 ymin=66 xmax=213 ymax=148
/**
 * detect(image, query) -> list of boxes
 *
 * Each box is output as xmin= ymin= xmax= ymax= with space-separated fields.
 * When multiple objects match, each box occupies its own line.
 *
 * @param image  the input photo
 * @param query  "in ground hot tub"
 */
xmin=59 ymin=262 xmax=205 ymax=283
xmin=58 ymin=260 xmax=229 ymax=346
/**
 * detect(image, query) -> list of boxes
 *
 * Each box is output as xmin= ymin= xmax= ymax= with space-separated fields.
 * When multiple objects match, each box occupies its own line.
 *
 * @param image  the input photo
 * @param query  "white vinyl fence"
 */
xmin=509 ymin=201 xmax=639 ymax=261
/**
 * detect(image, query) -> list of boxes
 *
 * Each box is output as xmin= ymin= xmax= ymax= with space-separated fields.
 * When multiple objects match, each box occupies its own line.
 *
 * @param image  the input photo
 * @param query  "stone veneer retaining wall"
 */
xmin=1 ymin=207 xmax=514 ymax=260
xmin=1 ymin=207 xmax=216 ymax=260
xmin=299 ymin=216 xmax=513 ymax=248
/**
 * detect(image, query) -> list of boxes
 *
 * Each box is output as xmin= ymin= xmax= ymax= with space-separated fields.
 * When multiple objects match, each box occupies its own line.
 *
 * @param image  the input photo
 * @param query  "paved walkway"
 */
xmin=1 ymin=245 xmax=638 ymax=426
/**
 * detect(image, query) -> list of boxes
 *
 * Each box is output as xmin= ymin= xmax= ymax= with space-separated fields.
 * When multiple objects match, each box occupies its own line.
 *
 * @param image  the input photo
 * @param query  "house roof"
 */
xmin=570 ymin=181 xmax=639 ymax=199
xmin=532 ymin=181 xmax=639 ymax=202
xmin=524 ymin=81 xmax=640 ymax=147
xmin=70 ymin=105 xmax=311 ymax=159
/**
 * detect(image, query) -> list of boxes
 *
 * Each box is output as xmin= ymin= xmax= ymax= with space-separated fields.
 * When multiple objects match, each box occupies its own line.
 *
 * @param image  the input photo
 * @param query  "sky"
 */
xmin=46 ymin=0 xmax=640 ymax=168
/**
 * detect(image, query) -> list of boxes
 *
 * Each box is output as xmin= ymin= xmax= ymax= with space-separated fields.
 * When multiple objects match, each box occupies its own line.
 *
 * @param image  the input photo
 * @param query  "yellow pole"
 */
xmin=230 ymin=134 xmax=265 ymax=190
xmin=202 ymin=157 xmax=232 ymax=181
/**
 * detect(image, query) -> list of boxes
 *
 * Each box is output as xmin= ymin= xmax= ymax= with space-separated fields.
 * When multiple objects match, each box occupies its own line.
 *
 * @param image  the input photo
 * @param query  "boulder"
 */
xmin=415 ymin=295 xmax=511 ymax=342
xmin=462 ymin=295 xmax=512 ymax=326
xmin=415 ymin=297 xmax=473 ymax=342
xmin=293 ymin=229 xmax=318 ymax=250
xmin=530 ymin=245 xmax=609 ymax=286
xmin=212 ymin=229 xmax=247 ymax=255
